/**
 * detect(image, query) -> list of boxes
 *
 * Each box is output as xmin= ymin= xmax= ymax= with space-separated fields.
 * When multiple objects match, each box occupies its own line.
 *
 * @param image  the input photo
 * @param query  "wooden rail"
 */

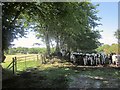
xmin=7 ymin=57 xmax=17 ymax=74
xmin=6 ymin=54 xmax=48 ymax=74
xmin=7 ymin=55 xmax=40 ymax=73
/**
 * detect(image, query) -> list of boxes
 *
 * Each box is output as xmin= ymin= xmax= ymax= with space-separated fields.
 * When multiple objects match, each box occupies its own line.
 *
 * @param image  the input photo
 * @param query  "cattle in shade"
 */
xmin=70 ymin=52 xmax=112 ymax=66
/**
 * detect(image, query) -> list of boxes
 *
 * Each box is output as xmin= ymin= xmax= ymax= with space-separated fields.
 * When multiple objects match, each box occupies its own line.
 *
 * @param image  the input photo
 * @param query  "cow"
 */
xmin=112 ymin=54 xmax=120 ymax=65
xmin=83 ymin=54 xmax=88 ymax=66
xmin=70 ymin=52 xmax=111 ymax=66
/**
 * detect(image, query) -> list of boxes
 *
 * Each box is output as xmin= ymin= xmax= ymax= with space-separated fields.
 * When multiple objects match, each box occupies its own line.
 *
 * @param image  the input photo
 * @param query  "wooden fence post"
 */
xmin=41 ymin=55 xmax=43 ymax=64
xmin=37 ymin=55 xmax=38 ymax=61
xmin=12 ymin=58 xmax=15 ymax=74
xmin=25 ymin=56 xmax=26 ymax=69
xmin=36 ymin=55 xmax=38 ymax=66
xmin=14 ymin=57 xmax=17 ymax=72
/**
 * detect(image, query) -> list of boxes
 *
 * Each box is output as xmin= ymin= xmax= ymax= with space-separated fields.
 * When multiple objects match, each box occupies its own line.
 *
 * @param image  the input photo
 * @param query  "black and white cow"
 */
xmin=112 ymin=54 xmax=120 ymax=65
xmin=70 ymin=52 xmax=110 ymax=66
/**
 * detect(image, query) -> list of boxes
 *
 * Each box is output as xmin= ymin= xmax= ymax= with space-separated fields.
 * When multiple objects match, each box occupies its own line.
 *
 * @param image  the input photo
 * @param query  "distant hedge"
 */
xmin=5 ymin=47 xmax=55 ymax=55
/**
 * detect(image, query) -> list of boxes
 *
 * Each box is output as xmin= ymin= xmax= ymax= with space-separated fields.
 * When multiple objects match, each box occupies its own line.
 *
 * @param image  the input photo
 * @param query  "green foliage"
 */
xmin=32 ymin=2 xmax=101 ymax=53
xmin=5 ymin=47 xmax=46 ymax=55
xmin=114 ymin=29 xmax=120 ymax=39
xmin=28 ymin=48 xmax=46 ymax=54
xmin=2 ymin=2 xmax=101 ymax=55
xmin=96 ymin=44 xmax=119 ymax=54
xmin=2 ymin=2 xmax=33 ymax=50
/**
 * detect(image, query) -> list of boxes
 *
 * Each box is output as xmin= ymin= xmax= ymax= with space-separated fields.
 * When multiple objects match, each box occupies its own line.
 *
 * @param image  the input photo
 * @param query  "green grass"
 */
xmin=2 ymin=69 xmax=15 ymax=80
xmin=2 ymin=54 xmax=42 ymax=71
xmin=16 ymin=60 xmax=40 ymax=71
xmin=2 ymin=60 xmax=41 ymax=71
xmin=2 ymin=58 xmax=120 ymax=88
xmin=4 ymin=54 xmax=39 ymax=62
xmin=2 ymin=54 xmax=120 ymax=80
xmin=34 ymin=67 xmax=75 ymax=88
xmin=70 ymin=68 xmax=120 ymax=79
xmin=78 ymin=68 xmax=120 ymax=79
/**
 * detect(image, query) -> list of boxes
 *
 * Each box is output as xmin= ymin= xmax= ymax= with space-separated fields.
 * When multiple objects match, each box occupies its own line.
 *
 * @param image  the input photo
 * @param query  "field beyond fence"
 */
xmin=2 ymin=54 xmax=42 ymax=73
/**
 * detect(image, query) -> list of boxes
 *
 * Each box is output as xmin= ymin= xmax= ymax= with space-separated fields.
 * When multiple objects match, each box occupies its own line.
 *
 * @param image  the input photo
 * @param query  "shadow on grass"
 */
xmin=2 ymin=64 xmax=120 ymax=89
xmin=2 ymin=66 xmax=76 ymax=89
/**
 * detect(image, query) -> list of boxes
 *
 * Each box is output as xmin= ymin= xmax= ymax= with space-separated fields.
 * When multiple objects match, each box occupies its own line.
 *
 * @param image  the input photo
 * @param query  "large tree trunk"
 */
xmin=59 ymin=36 xmax=64 ymax=50
xmin=2 ymin=51 xmax=6 ymax=63
xmin=55 ymin=35 xmax=60 ymax=53
xmin=45 ymin=30 xmax=51 ymax=56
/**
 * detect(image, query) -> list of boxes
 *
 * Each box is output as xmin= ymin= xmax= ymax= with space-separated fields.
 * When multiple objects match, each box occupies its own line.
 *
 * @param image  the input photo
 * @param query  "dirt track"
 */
xmin=69 ymin=74 xmax=120 ymax=88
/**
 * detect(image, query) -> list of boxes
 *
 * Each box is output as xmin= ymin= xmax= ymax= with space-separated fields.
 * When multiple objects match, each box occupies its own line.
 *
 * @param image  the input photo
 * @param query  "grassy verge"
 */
xmin=2 ymin=57 xmax=120 ymax=88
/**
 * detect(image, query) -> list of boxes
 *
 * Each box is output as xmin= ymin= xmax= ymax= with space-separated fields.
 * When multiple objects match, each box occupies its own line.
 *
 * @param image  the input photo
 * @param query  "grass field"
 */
xmin=4 ymin=54 xmax=39 ymax=62
xmin=2 ymin=54 xmax=42 ymax=71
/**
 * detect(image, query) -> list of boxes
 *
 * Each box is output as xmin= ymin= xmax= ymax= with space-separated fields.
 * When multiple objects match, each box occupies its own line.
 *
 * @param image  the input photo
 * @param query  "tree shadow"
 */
xmin=2 ymin=63 xmax=120 ymax=89
xmin=2 ymin=66 xmax=76 ymax=89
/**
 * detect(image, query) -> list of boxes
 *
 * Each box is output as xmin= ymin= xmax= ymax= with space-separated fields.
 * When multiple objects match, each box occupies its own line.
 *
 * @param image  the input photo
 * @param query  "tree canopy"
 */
xmin=96 ymin=44 xmax=119 ymax=54
xmin=2 ymin=2 xmax=102 ymax=55
xmin=2 ymin=2 xmax=33 ymax=50
xmin=114 ymin=29 xmax=120 ymax=40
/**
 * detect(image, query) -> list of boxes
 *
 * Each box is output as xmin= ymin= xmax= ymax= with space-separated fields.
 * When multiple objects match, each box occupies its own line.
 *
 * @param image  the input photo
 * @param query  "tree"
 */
xmin=3 ymin=2 xmax=27 ymax=50
xmin=96 ymin=44 xmax=119 ymax=54
xmin=109 ymin=44 xmax=118 ymax=54
xmin=2 ymin=2 xmax=41 ymax=50
xmin=2 ymin=2 xmax=40 ymax=62
xmin=2 ymin=2 xmax=102 ymax=60
xmin=114 ymin=29 xmax=120 ymax=39
xmin=32 ymin=2 xmax=101 ymax=54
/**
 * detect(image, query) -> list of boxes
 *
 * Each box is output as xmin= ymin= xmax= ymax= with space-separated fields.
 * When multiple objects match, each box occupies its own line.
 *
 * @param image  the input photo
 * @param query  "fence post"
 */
xmin=37 ymin=55 xmax=38 ymax=61
xmin=41 ymin=55 xmax=44 ymax=64
xmin=36 ymin=55 xmax=38 ymax=66
xmin=25 ymin=56 xmax=26 ymax=69
xmin=15 ymin=57 xmax=17 ymax=72
xmin=12 ymin=58 xmax=15 ymax=74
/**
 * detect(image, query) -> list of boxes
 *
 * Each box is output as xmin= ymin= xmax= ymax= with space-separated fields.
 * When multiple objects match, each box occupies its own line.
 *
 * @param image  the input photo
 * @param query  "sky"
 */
xmin=93 ymin=2 xmax=118 ymax=45
xmin=12 ymin=1 xmax=119 ymax=48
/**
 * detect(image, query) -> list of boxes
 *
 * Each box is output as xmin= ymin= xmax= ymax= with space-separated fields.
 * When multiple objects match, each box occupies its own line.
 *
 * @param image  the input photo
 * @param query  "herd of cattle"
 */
xmin=68 ymin=52 xmax=120 ymax=66
xmin=49 ymin=50 xmax=120 ymax=66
